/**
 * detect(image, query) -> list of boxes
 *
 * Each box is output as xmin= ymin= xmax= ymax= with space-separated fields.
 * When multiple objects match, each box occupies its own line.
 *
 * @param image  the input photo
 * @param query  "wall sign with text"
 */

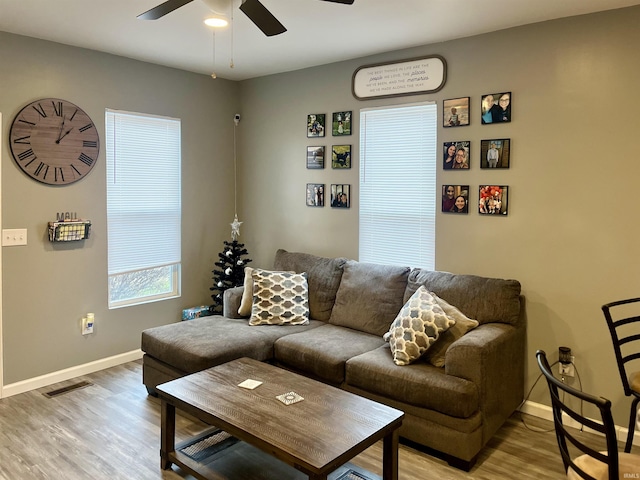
xmin=352 ymin=55 xmax=447 ymax=100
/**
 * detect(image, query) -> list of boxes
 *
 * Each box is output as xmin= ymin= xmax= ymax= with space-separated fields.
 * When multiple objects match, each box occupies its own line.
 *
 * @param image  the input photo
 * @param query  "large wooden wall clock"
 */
xmin=9 ymin=98 xmax=100 ymax=185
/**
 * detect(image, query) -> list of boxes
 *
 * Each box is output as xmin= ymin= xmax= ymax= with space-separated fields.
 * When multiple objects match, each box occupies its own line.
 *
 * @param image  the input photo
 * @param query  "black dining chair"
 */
xmin=602 ymin=298 xmax=640 ymax=453
xmin=536 ymin=350 xmax=640 ymax=479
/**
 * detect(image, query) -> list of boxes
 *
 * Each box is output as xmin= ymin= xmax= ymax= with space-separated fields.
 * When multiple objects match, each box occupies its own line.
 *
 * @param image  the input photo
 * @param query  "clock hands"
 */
xmin=56 ymin=115 xmax=66 ymax=143
xmin=56 ymin=126 xmax=74 ymax=144
xmin=55 ymin=115 xmax=75 ymax=144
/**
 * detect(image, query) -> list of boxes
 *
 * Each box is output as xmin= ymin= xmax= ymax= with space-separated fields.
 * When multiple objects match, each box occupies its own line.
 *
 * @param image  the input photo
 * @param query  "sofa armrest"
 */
xmin=223 ymin=286 xmax=245 ymax=318
xmin=445 ymin=322 xmax=525 ymax=441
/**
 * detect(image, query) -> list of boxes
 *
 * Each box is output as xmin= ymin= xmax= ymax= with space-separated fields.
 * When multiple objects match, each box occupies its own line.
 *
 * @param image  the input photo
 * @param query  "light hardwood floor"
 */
xmin=0 ymin=360 xmax=618 ymax=479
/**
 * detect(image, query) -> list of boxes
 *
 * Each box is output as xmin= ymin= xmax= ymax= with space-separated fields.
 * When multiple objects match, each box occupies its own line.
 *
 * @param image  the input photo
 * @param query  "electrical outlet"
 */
xmin=559 ymin=355 xmax=575 ymax=377
xmin=82 ymin=313 xmax=95 ymax=335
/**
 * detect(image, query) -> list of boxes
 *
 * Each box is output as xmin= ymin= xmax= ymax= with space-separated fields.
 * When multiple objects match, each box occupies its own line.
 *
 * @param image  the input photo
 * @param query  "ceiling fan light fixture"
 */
xmin=204 ymin=16 xmax=229 ymax=28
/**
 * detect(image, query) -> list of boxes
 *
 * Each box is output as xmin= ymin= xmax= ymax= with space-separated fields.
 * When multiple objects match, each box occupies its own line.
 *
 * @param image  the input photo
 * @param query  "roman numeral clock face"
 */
xmin=10 ymin=98 xmax=99 ymax=185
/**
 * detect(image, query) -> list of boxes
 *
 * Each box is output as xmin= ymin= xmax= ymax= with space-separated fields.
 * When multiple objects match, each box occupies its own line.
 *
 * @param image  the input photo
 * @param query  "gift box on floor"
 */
xmin=182 ymin=305 xmax=213 ymax=321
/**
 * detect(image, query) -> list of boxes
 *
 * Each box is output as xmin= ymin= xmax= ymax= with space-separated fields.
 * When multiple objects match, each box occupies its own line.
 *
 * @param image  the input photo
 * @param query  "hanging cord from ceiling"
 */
xmin=230 ymin=114 xmax=242 ymax=239
xmin=211 ymin=30 xmax=217 ymax=79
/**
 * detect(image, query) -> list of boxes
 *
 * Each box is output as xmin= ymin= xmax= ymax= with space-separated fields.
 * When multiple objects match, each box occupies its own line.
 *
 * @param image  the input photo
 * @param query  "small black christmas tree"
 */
xmin=210 ymin=217 xmax=251 ymax=314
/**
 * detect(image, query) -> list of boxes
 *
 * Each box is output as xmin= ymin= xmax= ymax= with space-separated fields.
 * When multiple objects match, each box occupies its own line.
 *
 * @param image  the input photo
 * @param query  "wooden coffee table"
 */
xmin=156 ymin=357 xmax=404 ymax=480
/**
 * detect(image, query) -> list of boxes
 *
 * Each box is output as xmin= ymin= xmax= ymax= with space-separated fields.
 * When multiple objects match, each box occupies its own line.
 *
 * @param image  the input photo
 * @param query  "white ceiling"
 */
xmin=1 ymin=0 xmax=638 ymax=81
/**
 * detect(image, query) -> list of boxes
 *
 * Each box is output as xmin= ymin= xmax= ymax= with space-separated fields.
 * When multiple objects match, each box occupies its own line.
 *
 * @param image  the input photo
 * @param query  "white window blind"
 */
xmin=106 ymin=109 xmax=181 ymax=307
xmin=359 ymin=103 xmax=437 ymax=269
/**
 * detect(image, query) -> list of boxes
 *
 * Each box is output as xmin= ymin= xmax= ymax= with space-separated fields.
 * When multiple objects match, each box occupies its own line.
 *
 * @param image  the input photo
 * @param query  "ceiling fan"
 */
xmin=138 ymin=0 xmax=355 ymax=37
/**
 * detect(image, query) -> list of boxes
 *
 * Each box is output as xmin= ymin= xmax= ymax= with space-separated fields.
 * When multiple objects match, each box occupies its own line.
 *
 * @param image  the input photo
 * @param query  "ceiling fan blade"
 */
xmin=138 ymin=0 xmax=195 ymax=20
xmin=320 ymin=0 xmax=355 ymax=4
xmin=239 ymin=0 xmax=287 ymax=37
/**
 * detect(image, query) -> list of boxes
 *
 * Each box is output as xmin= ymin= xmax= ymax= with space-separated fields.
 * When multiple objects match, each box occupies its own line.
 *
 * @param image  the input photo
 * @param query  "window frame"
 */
xmin=105 ymin=109 xmax=182 ymax=309
xmin=358 ymin=102 xmax=437 ymax=269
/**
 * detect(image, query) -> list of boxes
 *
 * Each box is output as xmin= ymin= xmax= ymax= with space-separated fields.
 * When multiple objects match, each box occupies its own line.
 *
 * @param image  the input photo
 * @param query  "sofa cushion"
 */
xmin=141 ymin=316 xmax=323 ymax=374
xmin=223 ymin=286 xmax=245 ymax=319
xmin=405 ymin=269 xmax=521 ymax=326
xmin=273 ymin=249 xmax=347 ymax=321
xmin=385 ymin=287 xmax=456 ymax=366
xmin=329 ymin=261 xmax=410 ymax=336
xmin=274 ymin=324 xmax=386 ymax=384
xmin=249 ymin=270 xmax=310 ymax=326
xmin=345 ymin=345 xmax=479 ymax=418
xmin=426 ymin=294 xmax=479 ymax=368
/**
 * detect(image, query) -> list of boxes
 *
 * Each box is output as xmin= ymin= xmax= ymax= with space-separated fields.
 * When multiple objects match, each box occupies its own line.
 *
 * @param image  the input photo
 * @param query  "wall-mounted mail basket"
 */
xmin=48 ymin=220 xmax=91 ymax=242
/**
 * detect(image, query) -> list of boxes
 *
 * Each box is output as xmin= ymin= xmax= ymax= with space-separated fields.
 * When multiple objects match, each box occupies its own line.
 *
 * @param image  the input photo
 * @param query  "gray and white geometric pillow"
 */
xmin=424 ymin=293 xmax=478 ymax=367
xmin=249 ymin=270 xmax=310 ymax=326
xmin=385 ymin=286 xmax=456 ymax=365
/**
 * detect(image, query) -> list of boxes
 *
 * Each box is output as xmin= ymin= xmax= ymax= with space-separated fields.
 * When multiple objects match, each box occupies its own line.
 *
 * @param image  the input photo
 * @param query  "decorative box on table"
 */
xmin=182 ymin=305 xmax=213 ymax=321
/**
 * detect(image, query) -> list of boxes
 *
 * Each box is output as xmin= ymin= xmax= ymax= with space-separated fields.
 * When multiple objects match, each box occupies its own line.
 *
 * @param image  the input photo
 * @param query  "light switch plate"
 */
xmin=2 ymin=228 xmax=27 ymax=246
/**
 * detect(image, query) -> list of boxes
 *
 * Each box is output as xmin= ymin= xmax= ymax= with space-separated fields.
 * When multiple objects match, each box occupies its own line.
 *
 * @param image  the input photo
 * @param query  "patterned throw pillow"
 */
xmin=249 ymin=270 xmax=310 ymax=326
xmin=385 ymin=286 xmax=456 ymax=366
xmin=239 ymin=267 xmax=296 ymax=317
xmin=424 ymin=293 xmax=479 ymax=367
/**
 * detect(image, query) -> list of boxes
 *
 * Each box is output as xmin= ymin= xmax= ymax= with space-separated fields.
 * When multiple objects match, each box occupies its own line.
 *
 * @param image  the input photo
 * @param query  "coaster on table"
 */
xmin=276 ymin=391 xmax=304 ymax=405
xmin=238 ymin=379 xmax=263 ymax=390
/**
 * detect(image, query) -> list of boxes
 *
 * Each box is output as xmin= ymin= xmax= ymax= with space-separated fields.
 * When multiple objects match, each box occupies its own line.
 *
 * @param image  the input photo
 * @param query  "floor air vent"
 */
xmin=179 ymin=430 xmax=239 ymax=462
xmin=43 ymin=381 xmax=93 ymax=398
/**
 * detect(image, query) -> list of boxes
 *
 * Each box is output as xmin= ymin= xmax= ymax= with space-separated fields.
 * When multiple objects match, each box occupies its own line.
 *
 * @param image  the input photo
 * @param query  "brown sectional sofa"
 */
xmin=141 ymin=249 xmax=525 ymax=470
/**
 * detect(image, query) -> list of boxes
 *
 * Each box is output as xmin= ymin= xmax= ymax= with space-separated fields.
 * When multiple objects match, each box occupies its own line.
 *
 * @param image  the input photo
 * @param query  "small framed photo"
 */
xmin=307 ymin=113 xmax=326 ymax=137
xmin=331 ymin=145 xmax=351 ymax=169
xmin=306 ymin=183 xmax=325 ymax=207
xmin=332 ymin=111 xmax=352 ymax=136
xmin=443 ymin=141 xmax=470 ymax=170
xmin=479 ymin=185 xmax=509 ymax=215
xmin=330 ymin=184 xmax=350 ymax=208
xmin=306 ymin=146 xmax=325 ymax=169
xmin=443 ymin=97 xmax=470 ymax=127
xmin=442 ymin=185 xmax=470 ymax=214
xmin=481 ymin=92 xmax=511 ymax=124
xmin=480 ymin=139 xmax=511 ymax=169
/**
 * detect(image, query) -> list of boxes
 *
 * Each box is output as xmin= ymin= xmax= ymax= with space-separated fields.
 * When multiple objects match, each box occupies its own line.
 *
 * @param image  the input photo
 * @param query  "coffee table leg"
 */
xmin=382 ymin=429 xmax=399 ymax=480
xmin=160 ymin=399 xmax=176 ymax=470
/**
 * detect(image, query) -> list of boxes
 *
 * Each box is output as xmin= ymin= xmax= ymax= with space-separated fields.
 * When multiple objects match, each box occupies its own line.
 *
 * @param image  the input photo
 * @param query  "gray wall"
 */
xmin=238 ymin=5 xmax=640 ymax=425
xmin=1 ymin=33 xmax=239 ymax=384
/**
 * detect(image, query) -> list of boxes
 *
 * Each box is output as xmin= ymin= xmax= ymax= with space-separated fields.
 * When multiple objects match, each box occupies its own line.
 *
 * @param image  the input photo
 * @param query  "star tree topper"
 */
xmin=230 ymin=214 xmax=243 ymax=240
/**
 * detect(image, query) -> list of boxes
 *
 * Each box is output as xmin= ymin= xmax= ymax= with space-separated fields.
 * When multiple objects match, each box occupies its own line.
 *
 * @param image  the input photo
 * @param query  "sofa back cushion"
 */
xmin=405 ymin=269 xmax=521 ymax=326
xmin=329 ymin=260 xmax=410 ymax=336
xmin=273 ymin=249 xmax=347 ymax=321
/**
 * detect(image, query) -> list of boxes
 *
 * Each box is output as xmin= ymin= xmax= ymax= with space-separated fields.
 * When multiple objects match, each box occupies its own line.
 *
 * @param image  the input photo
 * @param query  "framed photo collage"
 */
xmin=306 ymin=111 xmax=352 ymax=209
xmin=442 ymin=92 xmax=512 ymax=216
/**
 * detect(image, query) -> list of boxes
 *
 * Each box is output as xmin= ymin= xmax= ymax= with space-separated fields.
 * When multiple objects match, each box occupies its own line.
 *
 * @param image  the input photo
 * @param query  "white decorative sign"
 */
xmin=352 ymin=55 xmax=447 ymax=100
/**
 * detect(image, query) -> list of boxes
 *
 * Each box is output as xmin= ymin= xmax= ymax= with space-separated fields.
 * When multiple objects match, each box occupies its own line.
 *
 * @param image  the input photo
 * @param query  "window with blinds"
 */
xmin=105 ymin=109 xmax=181 ymax=308
xmin=359 ymin=102 xmax=437 ymax=269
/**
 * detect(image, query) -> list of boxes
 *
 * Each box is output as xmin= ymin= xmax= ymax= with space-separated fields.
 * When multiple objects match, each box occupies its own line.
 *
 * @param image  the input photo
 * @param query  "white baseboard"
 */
xmin=1 ymin=349 xmax=143 ymax=398
xmin=519 ymin=399 xmax=637 ymax=447
xmin=518 ymin=399 xmax=554 ymax=421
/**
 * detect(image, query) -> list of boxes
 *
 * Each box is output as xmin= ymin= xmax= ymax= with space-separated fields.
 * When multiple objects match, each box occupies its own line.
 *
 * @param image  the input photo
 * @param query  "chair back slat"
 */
xmin=613 ymin=315 xmax=640 ymax=328
xmin=619 ymin=335 xmax=640 ymax=348
xmin=604 ymin=297 xmax=640 ymax=309
xmin=537 ymin=350 xmax=619 ymax=480
xmin=622 ymin=351 xmax=640 ymax=364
